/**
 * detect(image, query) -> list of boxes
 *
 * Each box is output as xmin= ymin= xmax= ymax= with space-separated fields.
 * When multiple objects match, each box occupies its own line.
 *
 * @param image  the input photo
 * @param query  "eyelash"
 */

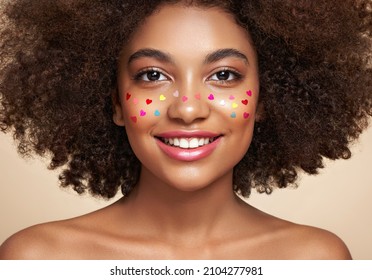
xmin=206 ymin=68 xmax=243 ymax=85
xmin=132 ymin=67 xmax=243 ymax=85
xmin=133 ymin=67 xmax=170 ymax=83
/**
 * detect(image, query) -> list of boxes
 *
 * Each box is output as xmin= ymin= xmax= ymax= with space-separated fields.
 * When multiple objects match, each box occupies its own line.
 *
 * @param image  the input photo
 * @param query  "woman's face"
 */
xmin=114 ymin=4 xmax=259 ymax=191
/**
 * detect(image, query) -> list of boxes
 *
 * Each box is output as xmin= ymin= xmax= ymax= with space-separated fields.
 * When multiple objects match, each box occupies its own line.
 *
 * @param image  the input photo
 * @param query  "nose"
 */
xmin=167 ymin=85 xmax=211 ymax=124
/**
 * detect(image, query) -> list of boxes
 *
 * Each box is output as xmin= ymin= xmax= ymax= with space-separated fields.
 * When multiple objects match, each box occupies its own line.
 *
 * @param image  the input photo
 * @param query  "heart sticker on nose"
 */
xmin=140 ymin=109 xmax=146 ymax=117
xmin=182 ymin=96 xmax=188 ymax=102
xmin=241 ymin=99 xmax=248 ymax=105
xmin=246 ymin=90 xmax=252 ymax=96
xmin=243 ymin=112 xmax=250 ymax=119
xmin=195 ymin=93 xmax=201 ymax=100
xmin=146 ymin=99 xmax=152 ymax=105
xmin=130 ymin=116 xmax=137 ymax=123
xmin=230 ymin=112 xmax=236 ymax=118
xmin=154 ymin=110 xmax=160 ymax=116
xmin=159 ymin=94 xmax=166 ymax=101
xmin=208 ymin=94 xmax=215 ymax=100
xmin=126 ymin=93 xmax=131 ymax=100
xmin=232 ymin=102 xmax=238 ymax=109
xmin=173 ymin=90 xmax=179 ymax=97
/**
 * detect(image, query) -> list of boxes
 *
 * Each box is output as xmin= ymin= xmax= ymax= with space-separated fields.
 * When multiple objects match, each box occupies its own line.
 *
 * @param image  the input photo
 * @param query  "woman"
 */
xmin=0 ymin=0 xmax=370 ymax=259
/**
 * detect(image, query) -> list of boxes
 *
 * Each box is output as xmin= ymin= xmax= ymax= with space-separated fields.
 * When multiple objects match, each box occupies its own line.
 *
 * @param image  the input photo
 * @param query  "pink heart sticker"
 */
xmin=133 ymin=98 xmax=138 ymax=105
xmin=246 ymin=90 xmax=252 ymax=97
xmin=229 ymin=95 xmax=235 ymax=100
xmin=243 ymin=112 xmax=250 ymax=119
xmin=195 ymin=93 xmax=201 ymax=100
xmin=140 ymin=109 xmax=146 ymax=117
xmin=208 ymin=94 xmax=215 ymax=100
xmin=182 ymin=96 xmax=188 ymax=102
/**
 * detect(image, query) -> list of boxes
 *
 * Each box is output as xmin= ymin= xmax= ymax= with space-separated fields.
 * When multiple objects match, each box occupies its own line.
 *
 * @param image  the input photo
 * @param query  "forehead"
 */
xmin=124 ymin=4 xmax=255 ymax=61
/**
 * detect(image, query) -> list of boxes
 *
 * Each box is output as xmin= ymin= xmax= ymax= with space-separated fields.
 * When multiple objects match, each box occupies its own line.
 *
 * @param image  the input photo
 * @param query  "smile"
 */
xmin=159 ymin=137 xmax=219 ymax=149
xmin=154 ymin=131 xmax=222 ymax=161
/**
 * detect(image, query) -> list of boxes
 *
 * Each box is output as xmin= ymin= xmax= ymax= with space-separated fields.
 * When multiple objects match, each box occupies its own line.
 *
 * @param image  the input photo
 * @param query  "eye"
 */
xmin=135 ymin=69 xmax=169 ymax=82
xmin=208 ymin=70 xmax=242 ymax=82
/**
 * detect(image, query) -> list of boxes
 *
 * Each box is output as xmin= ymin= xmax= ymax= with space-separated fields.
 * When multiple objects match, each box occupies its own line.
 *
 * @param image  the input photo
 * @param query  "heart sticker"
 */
xmin=126 ymin=93 xmax=131 ymax=100
xmin=229 ymin=95 xmax=235 ymax=100
xmin=146 ymin=99 xmax=152 ymax=105
xmin=232 ymin=102 xmax=238 ymax=109
xmin=154 ymin=110 xmax=160 ymax=116
xmin=243 ymin=112 xmax=250 ymax=119
xmin=182 ymin=96 xmax=188 ymax=102
xmin=246 ymin=90 xmax=252 ymax=97
xmin=133 ymin=98 xmax=138 ymax=105
xmin=230 ymin=112 xmax=236 ymax=118
xmin=140 ymin=109 xmax=146 ymax=117
xmin=130 ymin=116 xmax=137 ymax=123
xmin=208 ymin=94 xmax=215 ymax=100
xmin=241 ymin=99 xmax=248 ymax=105
xmin=195 ymin=93 xmax=201 ymax=100
xmin=173 ymin=90 xmax=179 ymax=97
xmin=219 ymin=100 xmax=226 ymax=106
xmin=159 ymin=94 xmax=166 ymax=101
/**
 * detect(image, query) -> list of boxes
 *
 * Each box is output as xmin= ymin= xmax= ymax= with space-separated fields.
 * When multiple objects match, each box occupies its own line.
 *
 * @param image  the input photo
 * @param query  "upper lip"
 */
xmin=155 ymin=130 xmax=222 ymax=138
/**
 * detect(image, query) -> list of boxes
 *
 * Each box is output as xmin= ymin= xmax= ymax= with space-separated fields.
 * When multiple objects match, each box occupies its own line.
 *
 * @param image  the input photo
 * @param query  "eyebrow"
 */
xmin=128 ymin=48 xmax=173 ymax=64
xmin=204 ymin=48 xmax=249 ymax=65
xmin=127 ymin=48 xmax=248 ymax=65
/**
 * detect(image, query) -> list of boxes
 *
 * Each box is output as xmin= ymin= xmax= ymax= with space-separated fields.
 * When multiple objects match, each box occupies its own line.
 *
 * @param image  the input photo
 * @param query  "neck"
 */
xmin=121 ymin=166 xmax=243 ymax=243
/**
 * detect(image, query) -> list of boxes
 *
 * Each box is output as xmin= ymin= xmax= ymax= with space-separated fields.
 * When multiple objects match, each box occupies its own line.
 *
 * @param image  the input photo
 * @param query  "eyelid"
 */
xmin=206 ymin=67 xmax=244 ymax=83
xmin=132 ymin=67 xmax=172 ymax=82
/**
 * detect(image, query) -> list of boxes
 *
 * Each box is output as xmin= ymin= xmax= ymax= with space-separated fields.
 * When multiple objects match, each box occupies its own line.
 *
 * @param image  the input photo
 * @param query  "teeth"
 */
xmin=161 ymin=137 xmax=217 ymax=149
xmin=189 ymin=138 xmax=199 ymax=148
xmin=174 ymin=138 xmax=180 ymax=146
xmin=179 ymin=138 xmax=188 ymax=148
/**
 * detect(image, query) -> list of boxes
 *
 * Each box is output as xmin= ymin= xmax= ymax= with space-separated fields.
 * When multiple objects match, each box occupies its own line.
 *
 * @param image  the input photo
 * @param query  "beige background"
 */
xmin=0 ymin=127 xmax=371 ymax=259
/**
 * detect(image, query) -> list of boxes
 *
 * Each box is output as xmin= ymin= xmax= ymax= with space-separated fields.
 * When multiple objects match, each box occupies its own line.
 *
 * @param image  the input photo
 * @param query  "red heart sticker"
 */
xmin=241 ymin=99 xmax=248 ymax=105
xmin=130 ymin=116 xmax=137 ymax=123
xmin=126 ymin=93 xmax=131 ymax=100
xmin=146 ymin=99 xmax=152 ymax=105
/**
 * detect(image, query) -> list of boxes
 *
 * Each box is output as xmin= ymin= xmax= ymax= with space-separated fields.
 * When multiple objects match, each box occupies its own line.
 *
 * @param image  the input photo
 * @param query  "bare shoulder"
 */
xmin=0 ymin=222 xmax=69 ymax=259
xmin=276 ymin=223 xmax=352 ymax=259
xmin=0 ymin=202 xmax=122 ymax=259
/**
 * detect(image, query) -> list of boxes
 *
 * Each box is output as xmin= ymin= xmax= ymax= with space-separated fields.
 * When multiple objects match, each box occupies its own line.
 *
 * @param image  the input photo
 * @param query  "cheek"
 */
xmin=122 ymin=92 xmax=170 ymax=125
xmin=122 ymin=88 xmax=257 ymax=124
xmin=207 ymin=89 xmax=256 ymax=121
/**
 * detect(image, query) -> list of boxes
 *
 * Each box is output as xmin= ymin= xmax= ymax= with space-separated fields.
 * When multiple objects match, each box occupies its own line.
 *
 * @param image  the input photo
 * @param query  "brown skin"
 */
xmin=0 ymin=4 xmax=351 ymax=260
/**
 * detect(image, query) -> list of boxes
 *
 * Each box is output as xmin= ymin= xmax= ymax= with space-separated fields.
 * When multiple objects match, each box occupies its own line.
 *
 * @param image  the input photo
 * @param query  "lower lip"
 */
xmin=155 ymin=137 xmax=221 ymax=162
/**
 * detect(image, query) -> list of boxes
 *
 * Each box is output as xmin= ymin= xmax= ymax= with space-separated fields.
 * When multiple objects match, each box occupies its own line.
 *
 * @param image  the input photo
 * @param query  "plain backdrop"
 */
xmin=0 ymin=125 xmax=371 ymax=259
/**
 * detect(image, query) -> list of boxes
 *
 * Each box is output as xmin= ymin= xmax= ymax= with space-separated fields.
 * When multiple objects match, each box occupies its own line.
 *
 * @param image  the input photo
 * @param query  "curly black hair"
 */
xmin=0 ymin=0 xmax=371 ymax=198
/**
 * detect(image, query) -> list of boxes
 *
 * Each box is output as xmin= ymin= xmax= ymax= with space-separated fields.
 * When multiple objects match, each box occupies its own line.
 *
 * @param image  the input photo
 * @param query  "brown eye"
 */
xmin=135 ymin=69 xmax=169 ymax=82
xmin=216 ymin=71 xmax=231 ymax=80
xmin=208 ymin=70 xmax=241 ymax=82
xmin=146 ymin=71 xmax=162 ymax=81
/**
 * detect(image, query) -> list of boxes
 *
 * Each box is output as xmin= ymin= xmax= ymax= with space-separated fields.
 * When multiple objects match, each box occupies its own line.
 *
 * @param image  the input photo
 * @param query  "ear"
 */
xmin=111 ymin=88 xmax=126 ymax=126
